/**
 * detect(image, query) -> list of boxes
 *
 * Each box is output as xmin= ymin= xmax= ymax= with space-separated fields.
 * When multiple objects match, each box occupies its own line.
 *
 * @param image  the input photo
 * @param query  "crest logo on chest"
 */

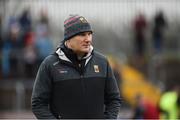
xmin=94 ymin=65 xmax=100 ymax=73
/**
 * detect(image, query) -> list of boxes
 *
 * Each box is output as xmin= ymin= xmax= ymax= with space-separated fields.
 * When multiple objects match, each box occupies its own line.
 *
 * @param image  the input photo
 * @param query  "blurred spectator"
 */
xmin=132 ymin=94 xmax=160 ymax=119
xmin=19 ymin=8 xmax=32 ymax=33
xmin=132 ymin=13 xmax=147 ymax=72
xmin=152 ymin=10 xmax=167 ymax=54
xmin=159 ymin=86 xmax=179 ymax=119
xmin=34 ymin=11 xmax=53 ymax=65
xmin=1 ymin=15 xmax=22 ymax=78
xmin=142 ymin=99 xmax=160 ymax=119
xmin=23 ymin=32 xmax=37 ymax=78
xmin=132 ymin=94 xmax=145 ymax=119
xmin=39 ymin=8 xmax=49 ymax=26
xmin=133 ymin=13 xmax=147 ymax=58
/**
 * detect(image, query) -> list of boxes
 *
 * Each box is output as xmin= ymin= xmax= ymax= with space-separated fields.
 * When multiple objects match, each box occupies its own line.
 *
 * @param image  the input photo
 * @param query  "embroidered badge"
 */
xmin=94 ymin=65 xmax=100 ymax=73
xmin=79 ymin=17 xmax=88 ymax=23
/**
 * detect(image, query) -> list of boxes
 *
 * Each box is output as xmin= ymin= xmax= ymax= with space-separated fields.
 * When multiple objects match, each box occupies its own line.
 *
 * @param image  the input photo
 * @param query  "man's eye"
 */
xmin=87 ymin=32 xmax=92 ymax=35
xmin=79 ymin=33 xmax=86 ymax=36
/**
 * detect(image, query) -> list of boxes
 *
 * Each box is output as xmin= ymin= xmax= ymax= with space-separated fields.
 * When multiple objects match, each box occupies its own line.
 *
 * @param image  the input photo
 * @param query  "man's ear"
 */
xmin=65 ymin=40 xmax=70 ymax=47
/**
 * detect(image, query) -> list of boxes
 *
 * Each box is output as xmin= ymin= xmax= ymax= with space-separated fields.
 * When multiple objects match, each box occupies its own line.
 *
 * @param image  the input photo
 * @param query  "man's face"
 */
xmin=67 ymin=31 xmax=92 ymax=55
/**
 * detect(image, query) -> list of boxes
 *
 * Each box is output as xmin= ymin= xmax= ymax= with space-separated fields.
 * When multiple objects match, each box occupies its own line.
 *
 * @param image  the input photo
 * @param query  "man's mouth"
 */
xmin=83 ymin=45 xmax=90 ymax=47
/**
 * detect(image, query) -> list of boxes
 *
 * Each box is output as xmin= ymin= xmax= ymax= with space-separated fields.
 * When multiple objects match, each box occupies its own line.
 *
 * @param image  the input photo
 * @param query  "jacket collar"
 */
xmin=56 ymin=43 xmax=93 ymax=66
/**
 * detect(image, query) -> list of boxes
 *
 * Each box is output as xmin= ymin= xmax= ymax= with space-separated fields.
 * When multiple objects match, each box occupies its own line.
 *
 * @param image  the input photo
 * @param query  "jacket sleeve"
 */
xmin=31 ymin=61 xmax=56 ymax=119
xmin=104 ymin=61 xmax=122 ymax=119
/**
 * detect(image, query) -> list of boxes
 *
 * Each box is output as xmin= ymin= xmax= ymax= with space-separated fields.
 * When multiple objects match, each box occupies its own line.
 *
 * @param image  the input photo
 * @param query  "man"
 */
xmin=31 ymin=15 xmax=121 ymax=119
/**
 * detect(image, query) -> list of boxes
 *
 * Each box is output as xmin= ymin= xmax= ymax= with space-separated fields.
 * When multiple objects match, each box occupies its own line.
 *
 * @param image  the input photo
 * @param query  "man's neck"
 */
xmin=77 ymin=53 xmax=85 ymax=60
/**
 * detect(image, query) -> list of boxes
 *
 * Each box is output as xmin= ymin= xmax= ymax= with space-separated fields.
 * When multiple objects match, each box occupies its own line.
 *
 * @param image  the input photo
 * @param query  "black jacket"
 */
xmin=31 ymin=45 xmax=121 ymax=119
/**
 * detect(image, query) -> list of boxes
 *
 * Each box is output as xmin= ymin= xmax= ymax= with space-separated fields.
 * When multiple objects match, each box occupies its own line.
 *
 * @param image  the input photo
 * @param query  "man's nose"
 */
xmin=84 ymin=35 xmax=91 ymax=42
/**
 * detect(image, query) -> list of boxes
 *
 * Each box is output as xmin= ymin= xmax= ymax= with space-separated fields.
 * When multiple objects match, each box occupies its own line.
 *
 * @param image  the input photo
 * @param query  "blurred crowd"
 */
xmin=133 ymin=10 xmax=167 ymax=56
xmin=0 ymin=8 xmax=170 ymax=79
xmin=0 ymin=8 xmax=54 ymax=79
xmin=132 ymin=10 xmax=168 ymax=73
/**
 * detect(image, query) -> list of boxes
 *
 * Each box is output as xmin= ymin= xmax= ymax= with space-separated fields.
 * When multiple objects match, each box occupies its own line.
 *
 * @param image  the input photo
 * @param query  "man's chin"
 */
xmin=82 ymin=49 xmax=90 ymax=53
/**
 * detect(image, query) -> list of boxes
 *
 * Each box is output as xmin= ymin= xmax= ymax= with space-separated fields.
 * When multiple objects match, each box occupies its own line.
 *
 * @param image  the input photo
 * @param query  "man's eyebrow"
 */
xmin=77 ymin=32 xmax=86 ymax=35
xmin=78 ymin=32 xmax=92 ymax=35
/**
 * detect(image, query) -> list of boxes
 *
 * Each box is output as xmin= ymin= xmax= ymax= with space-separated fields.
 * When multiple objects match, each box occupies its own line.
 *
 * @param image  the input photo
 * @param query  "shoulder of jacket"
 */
xmin=93 ymin=51 xmax=108 ymax=61
xmin=42 ymin=53 xmax=59 ymax=65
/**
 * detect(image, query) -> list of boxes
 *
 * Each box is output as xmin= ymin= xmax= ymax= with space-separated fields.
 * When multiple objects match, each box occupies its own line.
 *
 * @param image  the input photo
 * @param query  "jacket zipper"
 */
xmin=79 ymin=63 xmax=86 ymax=95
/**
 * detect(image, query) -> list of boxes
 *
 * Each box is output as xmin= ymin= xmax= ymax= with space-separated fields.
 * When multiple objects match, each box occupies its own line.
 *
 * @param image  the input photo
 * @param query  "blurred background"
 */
xmin=0 ymin=0 xmax=180 ymax=119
